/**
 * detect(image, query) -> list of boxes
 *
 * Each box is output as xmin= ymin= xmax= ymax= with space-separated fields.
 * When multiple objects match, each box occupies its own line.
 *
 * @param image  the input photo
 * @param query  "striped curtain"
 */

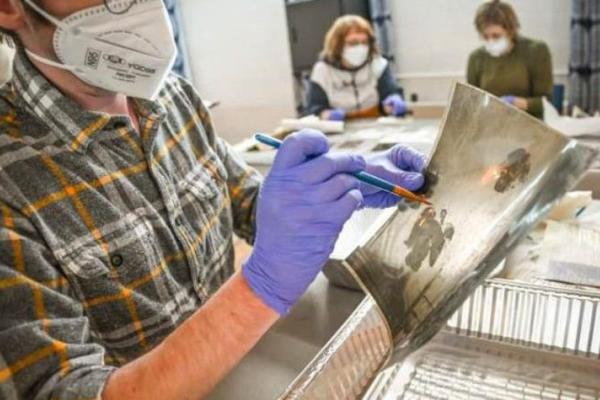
xmin=164 ymin=0 xmax=192 ymax=78
xmin=369 ymin=0 xmax=396 ymax=63
xmin=570 ymin=0 xmax=600 ymax=114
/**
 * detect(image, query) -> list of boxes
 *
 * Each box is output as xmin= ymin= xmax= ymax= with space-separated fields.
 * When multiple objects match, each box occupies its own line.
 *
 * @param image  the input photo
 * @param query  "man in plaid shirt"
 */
xmin=0 ymin=1 xmax=427 ymax=399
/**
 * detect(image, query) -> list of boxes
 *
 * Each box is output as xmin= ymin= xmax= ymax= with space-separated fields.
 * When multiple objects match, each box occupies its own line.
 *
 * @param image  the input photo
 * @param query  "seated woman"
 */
xmin=306 ymin=15 xmax=406 ymax=121
xmin=467 ymin=0 xmax=553 ymax=119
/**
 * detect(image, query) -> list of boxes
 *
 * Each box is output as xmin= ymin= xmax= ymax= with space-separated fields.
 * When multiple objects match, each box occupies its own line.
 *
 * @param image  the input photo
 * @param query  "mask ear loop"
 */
xmin=21 ymin=0 xmax=84 ymax=72
xmin=22 ymin=0 xmax=94 ymax=39
xmin=22 ymin=0 xmax=65 ymax=28
xmin=24 ymin=49 xmax=78 ymax=72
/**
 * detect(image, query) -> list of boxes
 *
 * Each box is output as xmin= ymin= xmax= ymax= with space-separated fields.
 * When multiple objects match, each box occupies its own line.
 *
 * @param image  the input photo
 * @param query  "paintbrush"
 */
xmin=254 ymin=133 xmax=432 ymax=206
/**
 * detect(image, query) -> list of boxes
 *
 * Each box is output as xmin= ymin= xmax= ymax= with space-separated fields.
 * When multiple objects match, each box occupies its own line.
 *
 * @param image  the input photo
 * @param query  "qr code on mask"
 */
xmin=84 ymin=48 xmax=102 ymax=69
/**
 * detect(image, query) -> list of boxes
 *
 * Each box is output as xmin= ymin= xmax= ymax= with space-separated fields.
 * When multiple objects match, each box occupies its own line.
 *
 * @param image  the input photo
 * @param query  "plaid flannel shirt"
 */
xmin=0 ymin=50 xmax=261 ymax=399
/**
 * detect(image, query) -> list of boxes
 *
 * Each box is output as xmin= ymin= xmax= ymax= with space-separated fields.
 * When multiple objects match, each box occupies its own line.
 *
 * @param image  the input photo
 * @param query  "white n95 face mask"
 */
xmin=485 ymin=36 xmax=510 ymax=58
xmin=343 ymin=44 xmax=369 ymax=68
xmin=23 ymin=0 xmax=177 ymax=100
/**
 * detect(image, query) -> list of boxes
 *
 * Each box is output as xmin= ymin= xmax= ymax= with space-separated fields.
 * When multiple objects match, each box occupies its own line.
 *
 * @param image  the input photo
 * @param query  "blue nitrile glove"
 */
xmin=361 ymin=144 xmax=427 ymax=208
xmin=243 ymin=130 xmax=365 ymax=315
xmin=328 ymin=108 xmax=346 ymax=121
xmin=501 ymin=95 xmax=516 ymax=105
xmin=383 ymin=94 xmax=408 ymax=117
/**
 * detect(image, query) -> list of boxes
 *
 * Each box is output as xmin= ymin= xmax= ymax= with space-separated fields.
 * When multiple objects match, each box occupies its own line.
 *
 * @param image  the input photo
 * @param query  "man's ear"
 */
xmin=0 ymin=0 xmax=26 ymax=33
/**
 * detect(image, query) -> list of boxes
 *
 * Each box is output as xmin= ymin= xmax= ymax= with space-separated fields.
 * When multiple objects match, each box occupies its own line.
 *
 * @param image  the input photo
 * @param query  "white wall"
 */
xmin=179 ymin=0 xmax=296 ymax=144
xmin=391 ymin=0 xmax=571 ymax=103
xmin=177 ymin=0 xmax=570 ymax=140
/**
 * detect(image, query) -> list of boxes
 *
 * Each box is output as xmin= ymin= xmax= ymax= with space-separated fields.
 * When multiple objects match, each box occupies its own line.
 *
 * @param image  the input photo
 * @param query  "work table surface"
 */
xmin=209 ymin=275 xmax=365 ymax=399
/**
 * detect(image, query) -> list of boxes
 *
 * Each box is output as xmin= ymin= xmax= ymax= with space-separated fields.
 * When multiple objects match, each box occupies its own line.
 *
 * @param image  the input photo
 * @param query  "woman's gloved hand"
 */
xmin=243 ymin=130 xmax=365 ymax=315
xmin=321 ymin=108 xmax=346 ymax=121
xmin=500 ymin=95 xmax=528 ymax=111
xmin=361 ymin=144 xmax=427 ymax=208
xmin=383 ymin=94 xmax=408 ymax=117
xmin=500 ymin=95 xmax=516 ymax=105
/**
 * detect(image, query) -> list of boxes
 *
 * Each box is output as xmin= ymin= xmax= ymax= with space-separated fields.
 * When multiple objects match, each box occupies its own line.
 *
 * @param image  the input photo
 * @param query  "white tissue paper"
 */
xmin=502 ymin=191 xmax=600 ymax=287
xmin=280 ymin=115 xmax=344 ymax=133
xmin=544 ymin=98 xmax=600 ymax=138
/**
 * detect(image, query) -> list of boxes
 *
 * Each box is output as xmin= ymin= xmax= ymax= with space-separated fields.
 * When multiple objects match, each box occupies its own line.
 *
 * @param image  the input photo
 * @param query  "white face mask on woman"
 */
xmin=342 ymin=44 xmax=369 ymax=68
xmin=22 ymin=0 xmax=177 ymax=100
xmin=485 ymin=36 xmax=510 ymax=57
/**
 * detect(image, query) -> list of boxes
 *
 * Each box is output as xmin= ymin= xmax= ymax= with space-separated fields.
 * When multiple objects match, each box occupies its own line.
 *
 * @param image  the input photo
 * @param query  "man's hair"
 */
xmin=321 ymin=15 xmax=378 ymax=65
xmin=474 ymin=0 xmax=521 ymax=38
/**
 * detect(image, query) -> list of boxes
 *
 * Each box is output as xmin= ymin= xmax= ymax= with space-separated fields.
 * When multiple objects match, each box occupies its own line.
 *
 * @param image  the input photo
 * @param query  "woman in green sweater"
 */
xmin=467 ymin=0 xmax=553 ymax=119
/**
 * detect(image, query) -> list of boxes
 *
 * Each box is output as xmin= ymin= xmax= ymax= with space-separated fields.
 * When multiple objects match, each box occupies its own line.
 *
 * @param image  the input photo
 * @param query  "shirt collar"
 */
xmin=11 ymin=48 xmax=167 ymax=152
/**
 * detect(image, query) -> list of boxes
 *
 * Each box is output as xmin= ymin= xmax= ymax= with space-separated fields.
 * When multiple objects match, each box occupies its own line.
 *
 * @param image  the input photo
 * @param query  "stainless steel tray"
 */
xmin=365 ymin=333 xmax=600 ymax=399
xmin=445 ymin=278 xmax=600 ymax=358
xmin=363 ymin=278 xmax=600 ymax=399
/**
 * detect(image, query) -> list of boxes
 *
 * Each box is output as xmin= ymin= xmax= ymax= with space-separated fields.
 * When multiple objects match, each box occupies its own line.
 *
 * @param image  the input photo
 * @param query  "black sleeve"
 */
xmin=377 ymin=64 xmax=404 ymax=102
xmin=304 ymin=81 xmax=330 ymax=116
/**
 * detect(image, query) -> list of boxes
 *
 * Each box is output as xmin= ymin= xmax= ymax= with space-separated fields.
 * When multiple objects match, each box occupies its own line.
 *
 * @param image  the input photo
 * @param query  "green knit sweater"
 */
xmin=466 ymin=36 xmax=553 ymax=119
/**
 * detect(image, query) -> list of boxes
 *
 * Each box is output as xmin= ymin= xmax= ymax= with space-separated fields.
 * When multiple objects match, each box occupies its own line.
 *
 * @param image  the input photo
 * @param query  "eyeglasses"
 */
xmin=104 ymin=0 xmax=138 ymax=15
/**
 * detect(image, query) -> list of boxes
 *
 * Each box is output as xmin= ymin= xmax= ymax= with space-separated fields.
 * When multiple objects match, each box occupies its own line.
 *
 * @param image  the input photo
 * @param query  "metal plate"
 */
xmin=344 ymin=83 xmax=597 ymax=353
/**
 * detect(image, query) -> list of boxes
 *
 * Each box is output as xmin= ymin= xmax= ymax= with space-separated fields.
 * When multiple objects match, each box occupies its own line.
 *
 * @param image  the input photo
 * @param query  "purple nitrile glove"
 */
xmin=328 ymin=108 xmax=346 ymax=121
xmin=383 ymin=94 xmax=408 ymax=117
xmin=243 ymin=130 xmax=365 ymax=315
xmin=501 ymin=95 xmax=516 ymax=105
xmin=360 ymin=144 xmax=427 ymax=208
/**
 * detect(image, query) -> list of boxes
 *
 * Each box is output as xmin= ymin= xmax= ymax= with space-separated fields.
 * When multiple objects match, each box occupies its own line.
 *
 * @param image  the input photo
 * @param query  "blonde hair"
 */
xmin=474 ymin=0 xmax=521 ymax=39
xmin=321 ymin=15 xmax=378 ymax=64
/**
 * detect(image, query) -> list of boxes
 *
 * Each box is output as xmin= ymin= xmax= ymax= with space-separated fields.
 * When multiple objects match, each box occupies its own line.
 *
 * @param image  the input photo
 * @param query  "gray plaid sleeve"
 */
xmin=214 ymin=136 xmax=261 ymax=244
xmin=176 ymin=77 xmax=262 ymax=244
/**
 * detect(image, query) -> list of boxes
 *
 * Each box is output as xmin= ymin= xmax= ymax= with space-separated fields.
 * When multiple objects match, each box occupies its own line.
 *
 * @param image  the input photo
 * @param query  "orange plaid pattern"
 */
xmin=0 ymin=51 xmax=261 ymax=399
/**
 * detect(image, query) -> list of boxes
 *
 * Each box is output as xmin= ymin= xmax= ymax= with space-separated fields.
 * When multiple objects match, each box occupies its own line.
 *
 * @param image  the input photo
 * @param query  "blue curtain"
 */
xmin=369 ymin=0 xmax=396 ymax=63
xmin=570 ymin=0 xmax=600 ymax=113
xmin=164 ymin=0 xmax=191 ymax=78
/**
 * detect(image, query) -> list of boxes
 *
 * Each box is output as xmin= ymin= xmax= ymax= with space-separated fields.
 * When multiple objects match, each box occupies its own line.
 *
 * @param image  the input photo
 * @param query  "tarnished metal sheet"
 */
xmin=346 ymin=83 xmax=596 ymax=355
xmin=281 ymin=297 xmax=392 ymax=400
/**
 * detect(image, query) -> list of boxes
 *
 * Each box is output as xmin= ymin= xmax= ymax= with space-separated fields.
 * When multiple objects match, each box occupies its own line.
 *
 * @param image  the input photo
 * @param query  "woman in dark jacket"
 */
xmin=467 ymin=0 xmax=553 ymax=119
